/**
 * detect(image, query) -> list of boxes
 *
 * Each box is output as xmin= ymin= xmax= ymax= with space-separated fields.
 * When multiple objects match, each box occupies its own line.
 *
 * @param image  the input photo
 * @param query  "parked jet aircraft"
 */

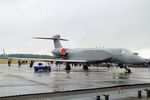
xmin=33 ymin=34 xmax=145 ymax=73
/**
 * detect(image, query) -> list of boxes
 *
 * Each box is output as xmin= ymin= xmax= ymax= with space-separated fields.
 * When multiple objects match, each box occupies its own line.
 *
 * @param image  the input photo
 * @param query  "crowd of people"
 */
xmin=7 ymin=59 xmax=34 ymax=68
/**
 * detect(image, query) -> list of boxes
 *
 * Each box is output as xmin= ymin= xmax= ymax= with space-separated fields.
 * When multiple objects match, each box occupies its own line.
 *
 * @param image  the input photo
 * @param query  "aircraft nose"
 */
xmin=136 ymin=57 xmax=145 ymax=64
xmin=130 ymin=55 xmax=145 ymax=64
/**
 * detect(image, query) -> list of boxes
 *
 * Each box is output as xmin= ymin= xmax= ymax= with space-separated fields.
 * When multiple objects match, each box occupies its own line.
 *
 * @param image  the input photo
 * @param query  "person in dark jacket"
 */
xmin=18 ymin=60 xmax=22 ymax=67
xmin=30 ymin=60 xmax=34 ymax=68
xmin=8 ymin=59 xmax=12 ymax=66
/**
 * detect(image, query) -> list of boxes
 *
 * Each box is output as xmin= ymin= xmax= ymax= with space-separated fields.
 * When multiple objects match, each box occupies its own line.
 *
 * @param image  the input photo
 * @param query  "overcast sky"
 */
xmin=0 ymin=0 xmax=150 ymax=58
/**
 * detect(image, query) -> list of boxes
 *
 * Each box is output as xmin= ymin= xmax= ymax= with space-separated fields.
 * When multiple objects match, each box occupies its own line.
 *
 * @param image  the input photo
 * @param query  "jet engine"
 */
xmin=52 ymin=48 xmax=67 ymax=56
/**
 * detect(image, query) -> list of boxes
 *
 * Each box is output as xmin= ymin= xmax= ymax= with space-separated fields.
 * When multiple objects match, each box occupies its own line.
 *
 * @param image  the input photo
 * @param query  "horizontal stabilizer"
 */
xmin=33 ymin=34 xmax=68 ymax=48
xmin=33 ymin=37 xmax=68 ymax=41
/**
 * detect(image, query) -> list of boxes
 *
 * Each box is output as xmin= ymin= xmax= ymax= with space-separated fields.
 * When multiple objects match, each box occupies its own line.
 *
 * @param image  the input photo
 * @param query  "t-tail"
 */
xmin=33 ymin=34 xmax=68 ymax=49
xmin=33 ymin=34 xmax=68 ymax=56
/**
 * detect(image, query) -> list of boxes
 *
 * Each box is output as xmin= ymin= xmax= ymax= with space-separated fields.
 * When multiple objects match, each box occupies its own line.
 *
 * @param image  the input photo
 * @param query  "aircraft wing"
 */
xmin=44 ymin=59 xmax=88 ymax=63
xmin=6 ymin=56 xmax=111 ymax=63
xmin=4 ymin=50 xmax=112 ymax=63
xmin=5 ymin=56 xmax=87 ymax=63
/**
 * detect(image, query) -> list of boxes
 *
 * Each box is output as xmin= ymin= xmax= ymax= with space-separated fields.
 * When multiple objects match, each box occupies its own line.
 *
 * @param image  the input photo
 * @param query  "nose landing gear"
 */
xmin=124 ymin=66 xmax=132 ymax=73
xmin=118 ymin=63 xmax=132 ymax=73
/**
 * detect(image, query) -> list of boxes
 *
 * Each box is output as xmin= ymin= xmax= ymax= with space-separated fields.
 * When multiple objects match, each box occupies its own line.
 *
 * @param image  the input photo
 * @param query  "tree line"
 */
xmin=0 ymin=54 xmax=53 ymax=59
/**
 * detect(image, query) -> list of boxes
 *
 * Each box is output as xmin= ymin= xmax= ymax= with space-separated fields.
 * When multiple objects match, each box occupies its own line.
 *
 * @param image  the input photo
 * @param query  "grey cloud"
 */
xmin=0 ymin=0 xmax=150 ymax=57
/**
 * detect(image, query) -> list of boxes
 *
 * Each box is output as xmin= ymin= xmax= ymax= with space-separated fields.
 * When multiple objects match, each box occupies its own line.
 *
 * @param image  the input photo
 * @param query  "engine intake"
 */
xmin=60 ymin=48 xmax=67 ymax=56
xmin=52 ymin=48 xmax=67 ymax=56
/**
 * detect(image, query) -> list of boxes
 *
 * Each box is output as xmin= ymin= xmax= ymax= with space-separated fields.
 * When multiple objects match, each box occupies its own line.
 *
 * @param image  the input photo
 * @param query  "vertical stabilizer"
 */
xmin=52 ymin=34 xmax=62 ymax=48
xmin=53 ymin=39 xmax=62 ymax=48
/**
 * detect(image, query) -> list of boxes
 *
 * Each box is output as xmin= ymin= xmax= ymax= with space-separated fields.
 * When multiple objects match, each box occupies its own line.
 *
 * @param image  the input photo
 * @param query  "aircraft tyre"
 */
xmin=48 ymin=69 xmax=51 ymax=71
xmin=127 ymin=68 xmax=131 ymax=73
xmin=125 ymin=67 xmax=132 ymax=73
xmin=83 ymin=65 xmax=88 ymax=70
xmin=65 ymin=63 xmax=71 ymax=70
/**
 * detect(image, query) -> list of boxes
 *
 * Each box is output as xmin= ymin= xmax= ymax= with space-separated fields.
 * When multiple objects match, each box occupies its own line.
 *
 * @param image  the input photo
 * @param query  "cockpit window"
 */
xmin=121 ymin=49 xmax=132 ymax=54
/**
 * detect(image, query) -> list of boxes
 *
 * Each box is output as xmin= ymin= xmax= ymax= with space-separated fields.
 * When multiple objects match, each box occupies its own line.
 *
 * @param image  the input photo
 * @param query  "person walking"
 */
xmin=8 ymin=59 xmax=12 ymax=66
xmin=18 ymin=60 xmax=22 ymax=67
xmin=30 ymin=60 xmax=34 ymax=68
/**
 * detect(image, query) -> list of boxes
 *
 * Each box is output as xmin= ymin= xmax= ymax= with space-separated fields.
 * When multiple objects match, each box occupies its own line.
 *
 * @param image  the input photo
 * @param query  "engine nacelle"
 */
xmin=52 ymin=48 xmax=67 ymax=56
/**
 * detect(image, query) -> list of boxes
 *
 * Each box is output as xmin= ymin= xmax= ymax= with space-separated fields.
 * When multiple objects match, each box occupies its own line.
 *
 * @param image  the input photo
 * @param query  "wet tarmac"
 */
xmin=0 ymin=64 xmax=150 ymax=100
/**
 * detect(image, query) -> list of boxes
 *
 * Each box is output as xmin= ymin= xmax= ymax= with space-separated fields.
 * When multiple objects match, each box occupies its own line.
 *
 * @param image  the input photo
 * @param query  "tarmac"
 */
xmin=0 ymin=64 xmax=150 ymax=100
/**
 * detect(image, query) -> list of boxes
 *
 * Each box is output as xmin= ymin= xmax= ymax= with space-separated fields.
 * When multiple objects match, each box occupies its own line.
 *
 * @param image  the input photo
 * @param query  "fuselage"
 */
xmin=105 ymin=48 xmax=145 ymax=64
xmin=53 ymin=48 xmax=145 ymax=65
xmin=35 ymin=34 xmax=145 ymax=65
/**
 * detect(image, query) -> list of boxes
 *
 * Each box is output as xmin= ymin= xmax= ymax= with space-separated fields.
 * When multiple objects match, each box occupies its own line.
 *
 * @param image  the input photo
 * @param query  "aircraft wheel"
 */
xmin=83 ymin=65 xmax=88 ymax=70
xmin=65 ymin=63 xmax=71 ymax=70
xmin=127 ymin=68 xmax=132 ymax=73
xmin=48 ymin=69 xmax=51 ymax=71
xmin=124 ymin=67 xmax=132 ymax=73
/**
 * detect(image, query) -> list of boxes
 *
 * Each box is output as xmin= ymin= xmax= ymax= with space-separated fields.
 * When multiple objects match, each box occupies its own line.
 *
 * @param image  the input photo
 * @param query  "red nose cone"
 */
xmin=60 ymin=48 xmax=67 ymax=56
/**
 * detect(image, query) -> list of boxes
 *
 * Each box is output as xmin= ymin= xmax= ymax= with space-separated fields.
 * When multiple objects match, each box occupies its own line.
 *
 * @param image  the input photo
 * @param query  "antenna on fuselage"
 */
xmin=33 ymin=34 xmax=68 ymax=49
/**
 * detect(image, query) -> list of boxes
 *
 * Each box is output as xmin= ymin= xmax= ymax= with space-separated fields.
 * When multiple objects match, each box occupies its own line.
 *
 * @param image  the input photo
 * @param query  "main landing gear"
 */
xmin=65 ymin=63 xmax=89 ymax=71
xmin=118 ymin=63 xmax=132 ymax=73
xmin=65 ymin=63 xmax=71 ymax=70
xmin=83 ymin=65 xmax=88 ymax=70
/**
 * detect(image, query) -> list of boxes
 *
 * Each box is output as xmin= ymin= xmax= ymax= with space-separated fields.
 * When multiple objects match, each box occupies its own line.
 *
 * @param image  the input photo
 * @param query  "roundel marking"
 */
xmin=60 ymin=48 xmax=67 ymax=56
